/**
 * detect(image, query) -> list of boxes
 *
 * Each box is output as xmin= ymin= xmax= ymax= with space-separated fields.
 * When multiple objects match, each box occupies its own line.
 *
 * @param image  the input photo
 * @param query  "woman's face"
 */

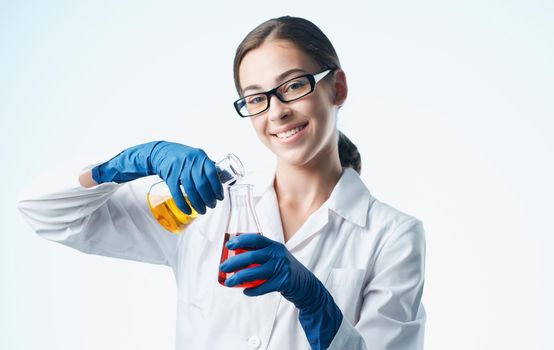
xmin=238 ymin=39 xmax=346 ymax=168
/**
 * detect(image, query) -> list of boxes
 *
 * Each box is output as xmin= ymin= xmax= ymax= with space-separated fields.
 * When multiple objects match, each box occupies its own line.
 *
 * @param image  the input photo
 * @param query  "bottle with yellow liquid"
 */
xmin=147 ymin=154 xmax=245 ymax=234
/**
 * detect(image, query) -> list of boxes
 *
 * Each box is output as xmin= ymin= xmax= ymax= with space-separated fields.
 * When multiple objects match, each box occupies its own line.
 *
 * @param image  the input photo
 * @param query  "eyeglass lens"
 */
xmin=238 ymin=76 xmax=312 ymax=116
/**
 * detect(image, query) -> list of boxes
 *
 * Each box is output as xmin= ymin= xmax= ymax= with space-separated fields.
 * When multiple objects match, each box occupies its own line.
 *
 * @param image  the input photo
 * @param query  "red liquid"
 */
xmin=218 ymin=233 xmax=266 ymax=288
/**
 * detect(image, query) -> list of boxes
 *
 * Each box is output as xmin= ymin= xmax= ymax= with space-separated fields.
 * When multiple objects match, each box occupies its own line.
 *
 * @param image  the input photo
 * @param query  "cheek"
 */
xmin=311 ymin=97 xmax=336 ymax=133
xmin=295 ymin=95 xmax=327 ymax=123
xmin=251 ymin=118 xmax=268 ymax=141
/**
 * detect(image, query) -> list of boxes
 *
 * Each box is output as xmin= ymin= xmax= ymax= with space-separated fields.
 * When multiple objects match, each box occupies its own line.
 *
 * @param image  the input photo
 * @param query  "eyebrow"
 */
xmin=241 ymin=68 xmax=308 ymax=95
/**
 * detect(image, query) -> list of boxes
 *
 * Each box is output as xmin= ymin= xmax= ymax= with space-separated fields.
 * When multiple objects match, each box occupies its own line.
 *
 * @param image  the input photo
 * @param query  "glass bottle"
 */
xmin=147 ymin=154 xmax=244 ymax=234
xmin=218 ymin=184 xmax=266 ymax=288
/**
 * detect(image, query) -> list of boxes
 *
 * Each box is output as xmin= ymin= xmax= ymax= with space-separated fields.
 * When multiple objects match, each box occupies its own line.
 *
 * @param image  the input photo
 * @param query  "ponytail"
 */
xmin=338 ymin=131 xmax=361 ymax=174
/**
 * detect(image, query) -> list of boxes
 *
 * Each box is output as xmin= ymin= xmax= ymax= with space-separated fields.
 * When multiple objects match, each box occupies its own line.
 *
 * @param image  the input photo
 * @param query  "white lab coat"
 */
xmin=18 ymin=164 xmax=426 ymax=350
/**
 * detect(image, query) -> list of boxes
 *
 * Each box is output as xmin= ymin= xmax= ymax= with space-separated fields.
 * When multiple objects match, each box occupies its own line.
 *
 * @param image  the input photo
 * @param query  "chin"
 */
xmin=274 ymin=147 xmax=314 ymax=168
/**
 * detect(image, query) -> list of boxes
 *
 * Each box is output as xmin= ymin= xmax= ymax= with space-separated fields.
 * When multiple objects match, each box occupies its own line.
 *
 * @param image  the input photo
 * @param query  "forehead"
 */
xmin=238 ymin=39 xmax=320 ymax=93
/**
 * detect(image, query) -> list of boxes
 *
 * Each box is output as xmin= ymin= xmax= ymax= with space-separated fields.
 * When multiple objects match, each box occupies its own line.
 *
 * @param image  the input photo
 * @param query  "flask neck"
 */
xmin=229 ymin=185 xmax=253 ymax=208
xmin=226 ymin=184 xmax=261 ymax=234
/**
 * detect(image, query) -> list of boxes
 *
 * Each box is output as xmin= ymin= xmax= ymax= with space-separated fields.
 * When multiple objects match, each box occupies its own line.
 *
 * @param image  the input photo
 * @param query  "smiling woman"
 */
xmin=233 ymin=18 xmax=361 ymax=176
xmin=17 ymin=15 xmax=426 ymax=350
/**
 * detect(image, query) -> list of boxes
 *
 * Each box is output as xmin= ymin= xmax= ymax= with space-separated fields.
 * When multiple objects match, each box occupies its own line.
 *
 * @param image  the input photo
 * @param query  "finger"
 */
xmin=167 ymin=178 xmax=191 ymax=215
xmin=191 ymin=157 xmax=217 ymax=209
xmin=181 ymin=158 xmax=206 ymax=215
xmin=219 ymin=248 xmax=272 ymax=273
xmin=243 ymin=275 xmax=281 ymax=297
xmin=203 ymin=158 xmax=224 ymax=201
xmin=182 ymin=177 xmax=206 ymax=215
xmin=224 ymin=263 xmax=274 ymax=288
xmin=226 ymin=234 xmax=274 ymax=250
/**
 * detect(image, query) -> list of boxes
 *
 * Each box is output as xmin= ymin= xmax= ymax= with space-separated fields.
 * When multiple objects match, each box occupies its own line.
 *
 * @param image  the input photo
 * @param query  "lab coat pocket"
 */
xmin=325 ymin=268 xmax=366 ymax=323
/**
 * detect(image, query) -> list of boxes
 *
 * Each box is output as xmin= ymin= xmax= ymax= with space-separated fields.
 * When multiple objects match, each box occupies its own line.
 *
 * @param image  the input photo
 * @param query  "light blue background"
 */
xmin=1 ymin=1 xmax=553 ymax=349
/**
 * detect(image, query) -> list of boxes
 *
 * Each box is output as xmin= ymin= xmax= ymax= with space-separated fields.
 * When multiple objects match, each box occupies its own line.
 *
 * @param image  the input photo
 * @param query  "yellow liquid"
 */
xmin=147 ymin=194 xmax=199 ymax=234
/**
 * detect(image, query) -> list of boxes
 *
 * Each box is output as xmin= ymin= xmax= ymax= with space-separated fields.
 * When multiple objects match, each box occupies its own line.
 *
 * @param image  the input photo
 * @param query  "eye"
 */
xmin=285 ymin=80 xmax=306 ymax=92
xmin=281 ymin=77 xmax=310 ymax=96
xmin=247 ymin=95 xmax=266 ymax=105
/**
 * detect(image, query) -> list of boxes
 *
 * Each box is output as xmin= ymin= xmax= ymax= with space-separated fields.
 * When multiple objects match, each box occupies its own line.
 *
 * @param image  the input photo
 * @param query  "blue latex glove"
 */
xmin=92 ymin=140 xmax=223 ymax=215
xmin=219 ymin=234 xmax=343 ymax=350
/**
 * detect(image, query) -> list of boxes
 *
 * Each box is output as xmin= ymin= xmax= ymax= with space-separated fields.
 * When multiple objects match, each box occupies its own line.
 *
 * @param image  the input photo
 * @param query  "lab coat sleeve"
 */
xmin=17 ymin=160 xmax=181 ymax=268
xmin=328 ymin=218 xmax=426 ymax=350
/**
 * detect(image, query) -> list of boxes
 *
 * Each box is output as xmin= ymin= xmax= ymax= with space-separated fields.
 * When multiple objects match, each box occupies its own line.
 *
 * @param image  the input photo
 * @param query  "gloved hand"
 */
xmin=219 ymin=234 xmax=343 ymax=350
xmin=92 ymin=141 xmax=223 ymax=215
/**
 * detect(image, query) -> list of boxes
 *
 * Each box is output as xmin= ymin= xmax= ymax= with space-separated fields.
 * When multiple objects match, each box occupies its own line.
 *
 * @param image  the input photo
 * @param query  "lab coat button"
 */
xmin=247 ymin=335 xmax=262 ymax=349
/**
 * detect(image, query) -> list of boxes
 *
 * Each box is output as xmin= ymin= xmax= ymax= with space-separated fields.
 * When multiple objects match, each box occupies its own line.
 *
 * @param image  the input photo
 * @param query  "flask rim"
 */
xmin=224 ymin=153 xmax=245 ymax=178
xmin=228 ymin=183 xmax=253 ymax=191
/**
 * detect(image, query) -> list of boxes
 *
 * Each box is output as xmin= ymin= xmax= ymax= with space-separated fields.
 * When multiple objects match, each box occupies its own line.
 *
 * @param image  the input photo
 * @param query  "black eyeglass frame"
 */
xmin=233 ymin=68 xmax=337 ymax=118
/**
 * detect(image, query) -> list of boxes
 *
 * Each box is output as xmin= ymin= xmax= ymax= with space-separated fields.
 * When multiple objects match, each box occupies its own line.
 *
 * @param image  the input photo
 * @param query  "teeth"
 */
xmin=276 ymin=125 xmax=306 ymax=139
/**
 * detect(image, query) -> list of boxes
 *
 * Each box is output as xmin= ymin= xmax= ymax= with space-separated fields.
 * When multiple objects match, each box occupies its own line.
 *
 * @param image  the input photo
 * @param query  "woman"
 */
xmin=18 ymin=16 xmax=426 ymax=350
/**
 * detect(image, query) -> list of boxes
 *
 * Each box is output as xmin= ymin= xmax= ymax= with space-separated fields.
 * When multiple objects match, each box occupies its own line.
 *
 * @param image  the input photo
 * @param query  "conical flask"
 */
xmin=147 ymin=153 xmax=244 ymax=234
xmin=218 ymin=184 xmax=266 ymax=288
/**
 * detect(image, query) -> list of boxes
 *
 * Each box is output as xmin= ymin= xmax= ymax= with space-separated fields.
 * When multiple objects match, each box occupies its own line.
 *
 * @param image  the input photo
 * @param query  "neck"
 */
xmin=274 ymin=147 xmax=343 ymax=213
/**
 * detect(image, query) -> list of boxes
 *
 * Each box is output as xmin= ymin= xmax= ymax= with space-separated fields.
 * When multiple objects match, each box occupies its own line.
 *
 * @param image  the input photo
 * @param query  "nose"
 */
xmin=267 ymin=94 xmax=290 ymax=122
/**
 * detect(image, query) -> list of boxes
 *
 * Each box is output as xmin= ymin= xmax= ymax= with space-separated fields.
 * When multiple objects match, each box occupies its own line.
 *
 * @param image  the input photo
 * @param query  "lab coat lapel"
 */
xmin=255 ymin=180 xmax=331 ymax=252
xmin=253 ymin=172 xmax=331 ymax=252
xmin=280 ymin=168 xmax=372 ymax=253
xmin=251 ymin=179 xmax=285 ymax=342
xmin=284 ymin=203 xmax=329 ymax=252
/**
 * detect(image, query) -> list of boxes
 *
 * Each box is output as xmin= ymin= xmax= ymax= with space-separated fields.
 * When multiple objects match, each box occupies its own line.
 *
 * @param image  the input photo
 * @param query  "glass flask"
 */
xmin=147 ymin=153 xmax=244 ymax=234
xmin=218 ymin=184 xmax=266 ymax=288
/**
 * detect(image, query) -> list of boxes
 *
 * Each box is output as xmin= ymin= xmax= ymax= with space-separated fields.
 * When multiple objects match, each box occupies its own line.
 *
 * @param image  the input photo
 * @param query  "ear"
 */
xmin=332 ymin=69 xmax=348 ymax=107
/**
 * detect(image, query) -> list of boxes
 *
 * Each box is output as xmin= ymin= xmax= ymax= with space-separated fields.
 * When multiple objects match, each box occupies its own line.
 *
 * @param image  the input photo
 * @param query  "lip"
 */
xmin=269 ymin=121 xmax=309 ymax=135
xmin=270 ymin=122 xmax=309 ymax=144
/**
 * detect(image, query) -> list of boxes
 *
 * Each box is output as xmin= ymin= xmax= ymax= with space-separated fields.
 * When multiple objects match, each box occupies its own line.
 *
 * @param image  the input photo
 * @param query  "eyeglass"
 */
xmin=233 ymin=68 xmax=336 ymax=118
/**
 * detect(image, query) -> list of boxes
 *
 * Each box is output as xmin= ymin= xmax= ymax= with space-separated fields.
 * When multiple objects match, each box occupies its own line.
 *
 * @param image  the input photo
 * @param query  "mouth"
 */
xmin=271 ymin=122 xmax=309 ymax=140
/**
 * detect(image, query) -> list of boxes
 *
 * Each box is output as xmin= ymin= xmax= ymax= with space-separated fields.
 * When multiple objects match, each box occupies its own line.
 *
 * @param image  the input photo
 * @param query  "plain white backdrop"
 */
xmin=1 ymin=1 xmax=553 ymax=349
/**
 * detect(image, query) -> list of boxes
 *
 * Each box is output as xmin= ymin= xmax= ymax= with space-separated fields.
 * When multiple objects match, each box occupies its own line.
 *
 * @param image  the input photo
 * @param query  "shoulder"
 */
xmin=365 ymin=196 xmax=426 ymax=260
xmin=328 ymin=169 xmax=425 ymax=258
xmin=334 ymin=168 xmax=424 ymax=236
xmin=368 ymin=197 xmax=423 ymax=234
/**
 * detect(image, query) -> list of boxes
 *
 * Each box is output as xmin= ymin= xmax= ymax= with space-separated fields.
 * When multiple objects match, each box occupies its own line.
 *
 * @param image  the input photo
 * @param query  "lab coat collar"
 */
xmin=326 ymin=168 xmax=372 ymax=228
xmin=254 ymin=167 xmax=372 ymax=250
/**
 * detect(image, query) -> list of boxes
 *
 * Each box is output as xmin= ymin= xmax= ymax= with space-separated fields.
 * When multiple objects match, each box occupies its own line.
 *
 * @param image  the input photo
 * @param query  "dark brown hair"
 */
xmin=233 ymin=16 xmax=362 ymax=174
